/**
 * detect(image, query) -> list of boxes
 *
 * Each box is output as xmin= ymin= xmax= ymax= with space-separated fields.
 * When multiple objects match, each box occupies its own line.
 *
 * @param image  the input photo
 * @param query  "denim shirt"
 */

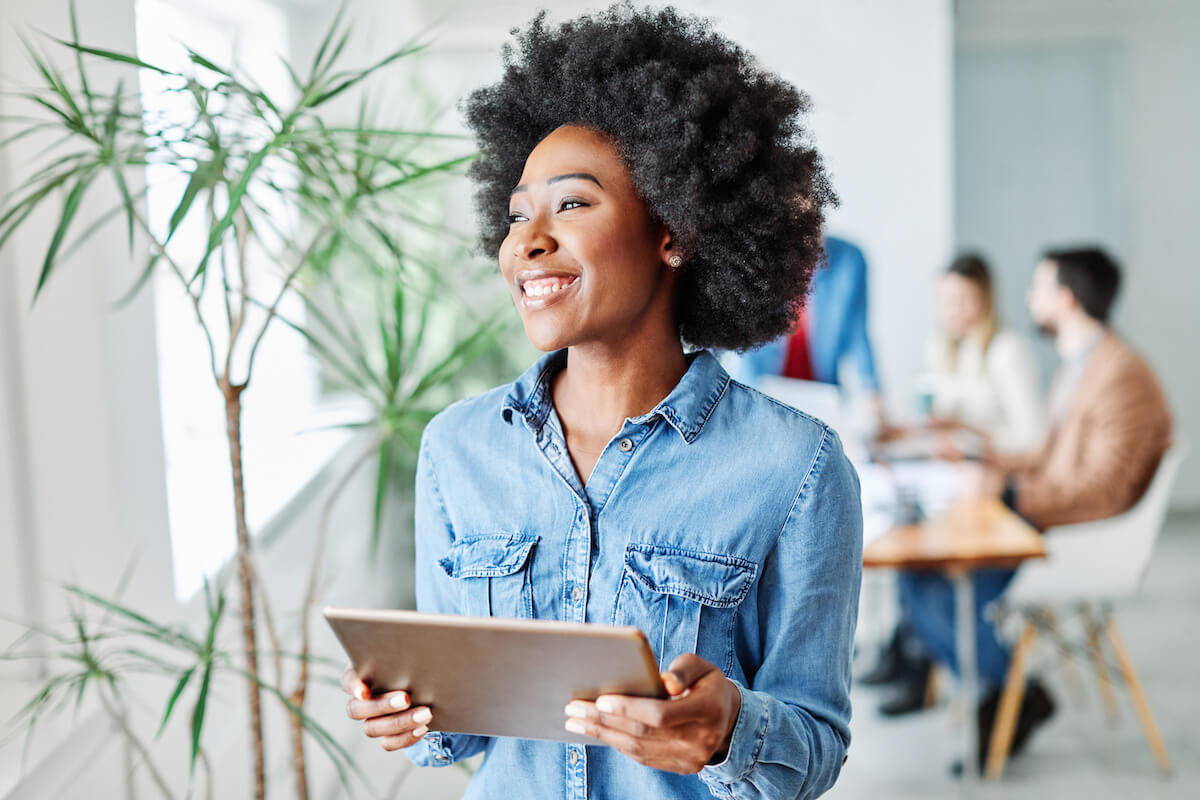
xmin=405 ymin=349 xmax=862 ymax=800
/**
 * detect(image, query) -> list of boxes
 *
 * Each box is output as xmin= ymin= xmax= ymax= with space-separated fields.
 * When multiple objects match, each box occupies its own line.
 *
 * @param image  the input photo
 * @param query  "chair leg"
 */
xmin=1040 ymin=607 xmax=1085 ymax=701
xmin=1104 ymin=618 xmax=1171 ymax=774
xmin=923 ymin=664 xmax=939 ymax=708
xmin=985 ymin=621 xmax=1037 ymax=779
xmin=1083 ymin=605 xmax=1119 ymax=720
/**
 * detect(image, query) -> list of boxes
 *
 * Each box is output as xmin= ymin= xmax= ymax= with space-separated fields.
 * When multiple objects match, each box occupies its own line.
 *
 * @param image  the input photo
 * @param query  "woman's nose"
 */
xmin=512 ymin=217 xmax=558 ymax=261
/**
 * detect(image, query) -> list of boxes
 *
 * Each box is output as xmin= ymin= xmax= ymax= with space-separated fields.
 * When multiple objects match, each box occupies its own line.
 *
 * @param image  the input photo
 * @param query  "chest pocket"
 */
xmin=438 ymin=533 xmax=539 ymax=619
xmin=612 ymin=544 xmax=757 ymax=674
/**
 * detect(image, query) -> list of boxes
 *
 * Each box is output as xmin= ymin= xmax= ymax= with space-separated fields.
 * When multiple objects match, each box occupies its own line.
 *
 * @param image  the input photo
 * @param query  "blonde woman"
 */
xmin=924 ymin=254 xmax=1043 ymax=453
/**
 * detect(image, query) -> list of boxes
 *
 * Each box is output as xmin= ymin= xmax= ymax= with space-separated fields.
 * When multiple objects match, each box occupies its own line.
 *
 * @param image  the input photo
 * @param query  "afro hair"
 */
xmin=461 ymin=4 xmax=835 ymax=351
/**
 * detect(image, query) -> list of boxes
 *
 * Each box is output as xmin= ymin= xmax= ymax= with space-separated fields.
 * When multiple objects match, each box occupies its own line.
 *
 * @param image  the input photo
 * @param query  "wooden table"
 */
xmin=863 ymin=498 xmax=1046 ymax=797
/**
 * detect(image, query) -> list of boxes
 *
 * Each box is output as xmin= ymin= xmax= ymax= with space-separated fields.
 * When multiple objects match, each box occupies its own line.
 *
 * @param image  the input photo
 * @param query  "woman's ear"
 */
xmin=658 ymin=226 xmax=680 ymax=268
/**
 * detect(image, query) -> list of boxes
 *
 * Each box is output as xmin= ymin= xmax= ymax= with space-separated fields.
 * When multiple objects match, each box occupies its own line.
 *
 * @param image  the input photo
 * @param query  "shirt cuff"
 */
xmin=404 ymin=731 xmax=455 ymax=767
xmin=699 ymin=682 xmax=768 ymax=792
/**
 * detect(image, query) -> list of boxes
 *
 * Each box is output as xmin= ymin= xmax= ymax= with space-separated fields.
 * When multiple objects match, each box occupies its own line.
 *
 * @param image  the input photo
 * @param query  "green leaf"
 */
xmin=110 ymin=162 xmax=135 ymax=252
xmin=55 ymin=39 xmax=176 ymax=76
xmin=408 ymin=315 xmax=504 ymax=402
xmin=33 ymin=169 xmax=95 ymax=302
xmin=189 ymin=662 xmax=212 ymax=772
xmin=309 ymin=1 xmax=349 ymax=79
xmin=68 ymin=1 xmax=94 ymax=116
xmin=165 ymin=162 xmax=208 ymax=244
xmin=371 ymin=440 xmax=393 ymax=557
xmin=376 ymin=153 xmax=474 ymax=193
xmin=64 ymin=585 xmax=197 ymax=651
xmin=185 ymin=47 xmax=231 ymax=77
xmin=112 ymin=253 xmax=160 ymax=310
xmin=308 ymin=43 xmax=426 ymax=109
xmin=235 ymin=667 xmax=366 ymax=796
xmin=195 ymin=143 xmax=271 ymax=282
xmin=157 ymin=665 xmax=195 ymax=737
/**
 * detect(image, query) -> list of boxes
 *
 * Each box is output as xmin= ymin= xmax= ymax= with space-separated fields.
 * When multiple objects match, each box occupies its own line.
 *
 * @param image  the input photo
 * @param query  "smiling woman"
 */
xmin=341 ymin=6 xmax=862 ymax=800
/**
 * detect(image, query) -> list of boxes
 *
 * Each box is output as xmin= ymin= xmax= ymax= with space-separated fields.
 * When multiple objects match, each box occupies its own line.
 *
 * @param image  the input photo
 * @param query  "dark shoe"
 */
xmin=877 ymin=658 xmax=933 ymax=716
xmin=859 ymin=623 xmax=927 ymax=687
xmin=1009 ymin=681 xmax=1055 ymax=756
xmin=952 ymin=681 xmax=1057 ymax=777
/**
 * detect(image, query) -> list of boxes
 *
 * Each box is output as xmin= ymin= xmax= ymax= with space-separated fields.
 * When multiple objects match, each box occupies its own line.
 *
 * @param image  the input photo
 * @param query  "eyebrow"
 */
xmin=511 ymin=172 xmax=604 ymax=194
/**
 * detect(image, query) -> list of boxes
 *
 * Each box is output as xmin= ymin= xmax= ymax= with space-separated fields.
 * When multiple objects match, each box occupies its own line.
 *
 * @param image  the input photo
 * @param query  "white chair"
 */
xmin=985 ymin=442 xmax=1188 ymax=778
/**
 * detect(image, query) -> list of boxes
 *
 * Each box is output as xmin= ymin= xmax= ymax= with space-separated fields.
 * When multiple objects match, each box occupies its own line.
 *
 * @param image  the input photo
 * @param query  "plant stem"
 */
xmin=98 ymin=684 xmax=176 ymax=800
xmin=221 ymin=380 xmax=266 ymax=800
xmin=289 ymin=436 xmax=381 ymax=800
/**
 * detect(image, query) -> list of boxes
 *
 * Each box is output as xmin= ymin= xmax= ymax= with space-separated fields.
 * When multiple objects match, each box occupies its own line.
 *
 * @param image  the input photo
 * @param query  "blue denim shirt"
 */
xmin=405 ymin=349 xmax=862 ymax=799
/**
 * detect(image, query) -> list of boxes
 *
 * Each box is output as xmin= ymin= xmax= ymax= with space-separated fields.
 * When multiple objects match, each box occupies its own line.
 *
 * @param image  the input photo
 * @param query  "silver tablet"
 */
xmin=324 ymin=607 xmax=668 ymax=744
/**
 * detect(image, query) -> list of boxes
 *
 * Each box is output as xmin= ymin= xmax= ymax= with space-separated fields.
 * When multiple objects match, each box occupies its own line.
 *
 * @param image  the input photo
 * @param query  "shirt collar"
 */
xmin=500 ymin=349 xmax=731 ymax=444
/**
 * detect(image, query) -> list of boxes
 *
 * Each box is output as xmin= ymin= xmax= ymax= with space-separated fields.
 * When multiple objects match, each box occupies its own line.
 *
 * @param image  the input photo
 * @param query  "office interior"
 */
xmin=1 ymin=1 xmax=1197 ymax=798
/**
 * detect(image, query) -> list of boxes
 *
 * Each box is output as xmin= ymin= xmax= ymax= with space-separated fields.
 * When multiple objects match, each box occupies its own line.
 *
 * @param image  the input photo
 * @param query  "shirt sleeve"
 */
xmin=403 ymin=423 xmax=491 ymax=767
xmin=699 ymin=428 xmax=862 ymax=799
xmin=842 ymin=245 xmax=881 ymax=392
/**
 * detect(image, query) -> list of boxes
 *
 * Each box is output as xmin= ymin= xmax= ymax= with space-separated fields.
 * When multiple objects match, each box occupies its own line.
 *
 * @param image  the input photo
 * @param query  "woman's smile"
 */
xmin=517 ymin=270 xmax=580 ymax=309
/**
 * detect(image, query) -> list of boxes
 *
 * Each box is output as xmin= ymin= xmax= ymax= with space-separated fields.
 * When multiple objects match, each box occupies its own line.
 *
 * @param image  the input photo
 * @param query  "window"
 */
xmin=136 ymin=0 xmax=350 ymax=601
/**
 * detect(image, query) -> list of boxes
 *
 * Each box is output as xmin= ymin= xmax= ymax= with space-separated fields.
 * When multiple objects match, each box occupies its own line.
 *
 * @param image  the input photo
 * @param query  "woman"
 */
xmin=924 ymin=254 xmax=1043 ymax=453
xmin=341 ymin=7 xmax=861 ymax=799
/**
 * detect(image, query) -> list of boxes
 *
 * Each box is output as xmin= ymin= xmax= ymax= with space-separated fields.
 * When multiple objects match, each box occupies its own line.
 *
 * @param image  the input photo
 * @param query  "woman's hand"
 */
xmin=341 ymin=664 xmax=432 ymax=751
xmin=563 ymin=654 xmax=741 ymax=774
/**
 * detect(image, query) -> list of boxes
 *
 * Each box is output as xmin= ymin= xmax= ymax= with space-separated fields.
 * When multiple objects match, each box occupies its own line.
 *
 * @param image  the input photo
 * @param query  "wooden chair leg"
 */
xmin=1083 ymin=605 xmax=1119 ymax=720
xmin=1104 ymin=618 xmax=1171 ymax=774
xmin=985 ymin=621 xmax=1037 ymax=779
xmin=923 ymin=664 xmax=939 ymax=708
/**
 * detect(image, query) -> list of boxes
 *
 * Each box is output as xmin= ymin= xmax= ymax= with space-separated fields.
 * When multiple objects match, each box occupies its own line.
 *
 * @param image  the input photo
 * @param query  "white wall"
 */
xmin=0 ymin=0 xmax=175 ymax=647
xmin=957 ymin=0 xmax=1200 ymax=508
xmin=285 ymin=0 xmax=955 ymax=420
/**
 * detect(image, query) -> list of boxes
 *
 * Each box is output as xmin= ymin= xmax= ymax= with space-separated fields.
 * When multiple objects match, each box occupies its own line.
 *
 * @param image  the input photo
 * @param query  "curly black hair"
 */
xmin=462 ymin=4 xmax=835 ymax=351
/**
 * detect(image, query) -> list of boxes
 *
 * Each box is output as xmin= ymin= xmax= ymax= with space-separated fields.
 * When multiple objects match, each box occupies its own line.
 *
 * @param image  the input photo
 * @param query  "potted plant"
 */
xmin=0 ymin=3 xmax=510 ymax=797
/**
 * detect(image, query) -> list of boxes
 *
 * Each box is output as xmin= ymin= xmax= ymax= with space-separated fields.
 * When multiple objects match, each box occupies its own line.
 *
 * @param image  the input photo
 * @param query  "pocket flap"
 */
xmin=439 ymin=533 xmax=538 ymax=579
xmin=624 ymin=545 xmax=756 ymax=608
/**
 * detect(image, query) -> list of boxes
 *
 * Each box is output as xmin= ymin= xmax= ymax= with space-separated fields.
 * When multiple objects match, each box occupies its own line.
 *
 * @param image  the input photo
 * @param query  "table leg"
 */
xmin=953 ymin=569 xmax=978 ymax=797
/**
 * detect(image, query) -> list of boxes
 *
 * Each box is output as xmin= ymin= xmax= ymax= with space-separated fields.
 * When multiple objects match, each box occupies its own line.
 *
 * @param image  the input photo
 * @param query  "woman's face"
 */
xmin=500 ymin=124 xmax=674 ymax=352
xmin=938 ymin=273 xmax=985 ymax=338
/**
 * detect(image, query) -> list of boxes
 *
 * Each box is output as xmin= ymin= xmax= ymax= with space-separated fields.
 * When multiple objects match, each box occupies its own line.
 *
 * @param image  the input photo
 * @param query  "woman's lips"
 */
xmin=520 ymin=274 xmax=579 ymax=309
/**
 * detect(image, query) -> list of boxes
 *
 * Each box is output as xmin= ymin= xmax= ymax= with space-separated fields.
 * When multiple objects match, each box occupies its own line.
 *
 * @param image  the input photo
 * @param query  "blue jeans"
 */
xmin=896 ymin=568 xmax=1016 ymax=689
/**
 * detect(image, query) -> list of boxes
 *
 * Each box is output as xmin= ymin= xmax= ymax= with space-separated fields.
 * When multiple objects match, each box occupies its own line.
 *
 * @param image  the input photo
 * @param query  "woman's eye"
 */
xmin=507 ymin=212 xmax=527 ymax=224
xmin=559 ymin=199 xmax=588 ymax=212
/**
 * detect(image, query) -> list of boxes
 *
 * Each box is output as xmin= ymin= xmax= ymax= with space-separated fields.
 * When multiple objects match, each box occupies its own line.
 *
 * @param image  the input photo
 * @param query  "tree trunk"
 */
xmin=223 ymin=380 xmax=266 ymax=800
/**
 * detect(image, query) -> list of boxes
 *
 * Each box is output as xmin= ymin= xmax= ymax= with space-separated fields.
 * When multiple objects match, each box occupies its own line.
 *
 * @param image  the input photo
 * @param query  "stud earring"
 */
xmin=668 ymin=254 xmax=683 ymax=269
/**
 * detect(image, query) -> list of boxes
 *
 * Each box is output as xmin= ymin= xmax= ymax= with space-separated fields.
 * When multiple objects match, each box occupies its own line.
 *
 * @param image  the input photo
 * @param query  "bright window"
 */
xmin=136 ymin=0 xmax=349 ymax=601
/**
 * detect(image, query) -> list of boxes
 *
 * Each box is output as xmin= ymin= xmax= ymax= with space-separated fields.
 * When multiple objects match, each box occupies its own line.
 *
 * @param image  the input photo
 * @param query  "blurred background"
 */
xmin=1 ymin=1 xmax=1197 ymax=798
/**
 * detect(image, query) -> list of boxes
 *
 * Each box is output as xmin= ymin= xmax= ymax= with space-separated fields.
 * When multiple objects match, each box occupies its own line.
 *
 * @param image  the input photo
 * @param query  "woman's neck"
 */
xmin=553 ymin=336 xmax=689 ymax=435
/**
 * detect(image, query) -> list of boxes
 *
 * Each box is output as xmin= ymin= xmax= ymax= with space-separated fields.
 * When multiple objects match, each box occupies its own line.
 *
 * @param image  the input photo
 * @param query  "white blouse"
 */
xmin=923 ymin=329 xmax=1045 ymax=453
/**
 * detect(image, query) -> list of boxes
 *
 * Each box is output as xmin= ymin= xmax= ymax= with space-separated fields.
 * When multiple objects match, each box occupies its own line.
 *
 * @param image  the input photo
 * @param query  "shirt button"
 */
xmin=571 ymin=585 xmax=583 ymax=604
xmin=569 ymin=749 xmax=581 ymax=766
xmin=617 ymin=437 xmax=634 ymax=452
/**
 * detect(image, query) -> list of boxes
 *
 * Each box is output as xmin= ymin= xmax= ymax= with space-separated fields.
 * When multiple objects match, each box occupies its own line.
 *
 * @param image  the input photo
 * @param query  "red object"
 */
xmin=783 ymin=307 xmax=815 ymax=380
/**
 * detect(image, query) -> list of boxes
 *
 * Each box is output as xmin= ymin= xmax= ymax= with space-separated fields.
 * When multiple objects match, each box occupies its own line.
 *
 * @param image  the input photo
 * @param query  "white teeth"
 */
xmin=524 ymin=279 xmax=573 ymax=298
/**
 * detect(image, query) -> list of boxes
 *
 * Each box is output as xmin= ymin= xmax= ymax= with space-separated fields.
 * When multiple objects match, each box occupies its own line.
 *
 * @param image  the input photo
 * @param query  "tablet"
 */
xmin=324 ymin=607 xmax=668 ymax=744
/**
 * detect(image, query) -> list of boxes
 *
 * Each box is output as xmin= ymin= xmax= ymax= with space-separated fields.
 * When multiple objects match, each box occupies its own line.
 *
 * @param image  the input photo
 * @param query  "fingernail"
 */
xmin=412 ymin=725 xmax=428 ymax=738
xmin=413 ymin=707 xmax=432 ymax=724
xmin=564 ymin=702 xmax=587 ymax=718
xmin=565 ymin=719 xmax=586 ymax=735
xmin=389 ymin=693 xmax=409 ymax=709
xmin=595 ymin=697 xmax=614 ymax=714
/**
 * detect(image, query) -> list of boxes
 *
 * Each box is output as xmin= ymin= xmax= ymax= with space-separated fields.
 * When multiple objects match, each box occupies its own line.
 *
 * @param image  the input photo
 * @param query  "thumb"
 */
xmin=662 ymin=653 xmax=718 ymax=696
